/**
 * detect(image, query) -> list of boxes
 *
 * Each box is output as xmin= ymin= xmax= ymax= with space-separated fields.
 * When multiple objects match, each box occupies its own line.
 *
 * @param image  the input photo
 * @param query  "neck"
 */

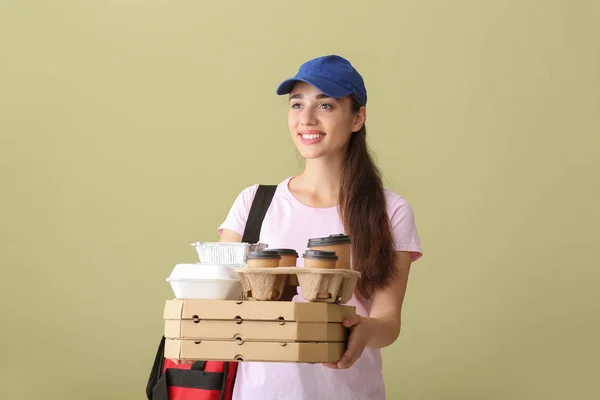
xmin=294 ymin=152 xmax=346 ymax=206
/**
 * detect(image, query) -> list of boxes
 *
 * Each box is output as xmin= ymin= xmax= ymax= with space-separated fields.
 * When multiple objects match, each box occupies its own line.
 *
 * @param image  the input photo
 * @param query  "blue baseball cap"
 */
xmin=276 ymin=55 xmax=367 ymax=106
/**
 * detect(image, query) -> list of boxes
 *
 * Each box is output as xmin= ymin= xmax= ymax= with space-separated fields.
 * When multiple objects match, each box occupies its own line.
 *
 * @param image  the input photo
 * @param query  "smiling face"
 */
xmin=288 ymin=81 xmax=366 ymax=160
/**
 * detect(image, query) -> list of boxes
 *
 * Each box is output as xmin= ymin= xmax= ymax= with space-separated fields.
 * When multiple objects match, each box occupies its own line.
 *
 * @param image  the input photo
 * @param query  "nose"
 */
xmin=299 ymin=107 xmax=318 ymax=127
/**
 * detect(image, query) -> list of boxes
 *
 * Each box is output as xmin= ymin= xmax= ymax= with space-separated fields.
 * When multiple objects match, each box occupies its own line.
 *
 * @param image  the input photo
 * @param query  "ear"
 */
xmin=351 ymin=106 xmax=366 ymax=132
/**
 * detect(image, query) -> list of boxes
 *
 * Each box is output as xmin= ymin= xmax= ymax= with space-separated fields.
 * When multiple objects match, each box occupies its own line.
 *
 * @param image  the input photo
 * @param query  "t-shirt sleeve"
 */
xmin=217 ymin=184 xmax=259 ymax=237
xmin=389 ymin=197 xmax=423 ymax=262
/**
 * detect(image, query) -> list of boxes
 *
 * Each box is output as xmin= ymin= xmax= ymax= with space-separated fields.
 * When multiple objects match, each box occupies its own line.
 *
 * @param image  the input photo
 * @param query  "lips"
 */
xmin=298 ymin=130 xmax=326 ymax=145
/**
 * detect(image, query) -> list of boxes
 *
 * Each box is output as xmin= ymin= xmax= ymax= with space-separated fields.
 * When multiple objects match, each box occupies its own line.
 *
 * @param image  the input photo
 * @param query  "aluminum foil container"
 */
xmin=190 ymin=242 xmax=269 ymax=265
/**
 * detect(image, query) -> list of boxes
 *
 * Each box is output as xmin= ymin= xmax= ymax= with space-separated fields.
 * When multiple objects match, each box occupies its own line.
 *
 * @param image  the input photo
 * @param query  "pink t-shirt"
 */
xmin=218 ymin=177 xmax=422 ymax=400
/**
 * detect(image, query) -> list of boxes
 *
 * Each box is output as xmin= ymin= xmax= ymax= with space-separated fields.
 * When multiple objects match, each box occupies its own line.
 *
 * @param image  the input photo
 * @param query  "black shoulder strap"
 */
xmin=145 ymin=336 xmax=166 ymax=399
xmin=241 ymin=185 xmax=277 ymax=243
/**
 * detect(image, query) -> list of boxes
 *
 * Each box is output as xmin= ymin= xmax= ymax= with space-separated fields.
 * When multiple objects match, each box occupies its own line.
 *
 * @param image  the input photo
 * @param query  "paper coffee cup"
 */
xmin=264 ymin=249 xmax=299 ymax=267
xmin=307 ymin=234 xmax=352 ymax=269
xmin=246 ymin=251 xmax=281 ymax=268
xmin=302 ymin=250 xmax=338 ymax=269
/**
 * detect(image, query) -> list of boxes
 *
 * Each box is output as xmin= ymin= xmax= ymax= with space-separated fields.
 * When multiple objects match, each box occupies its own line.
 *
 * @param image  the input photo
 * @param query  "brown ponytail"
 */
xmin=339 ymin=96 xmax=398 ymax=299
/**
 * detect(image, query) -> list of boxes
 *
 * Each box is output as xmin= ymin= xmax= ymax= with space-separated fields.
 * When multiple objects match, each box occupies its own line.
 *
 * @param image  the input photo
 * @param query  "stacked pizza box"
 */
xmin=163 ymin=237 xmax=359 ymax=363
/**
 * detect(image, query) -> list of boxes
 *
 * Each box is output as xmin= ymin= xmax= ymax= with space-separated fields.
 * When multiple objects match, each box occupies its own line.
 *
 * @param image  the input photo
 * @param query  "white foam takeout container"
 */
xmin=190 ymin=242 xmax=269 ymax=265
xmin=166 ymin=263 xmax=242 ymax=300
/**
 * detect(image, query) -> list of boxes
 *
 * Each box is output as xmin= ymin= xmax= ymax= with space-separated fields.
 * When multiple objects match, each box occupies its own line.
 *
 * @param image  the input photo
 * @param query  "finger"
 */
xmin=171 ymin=359 xmax=180 ymax=365
xmin=338 ymin=329 xmax=364 ymax=369
xmin=342 ymin=315 xmax=362 ymax=328
xmin=322 ymin=362 xmax=340 ymax=369
xmin=339 ymin=352 xmax=358 ymax=369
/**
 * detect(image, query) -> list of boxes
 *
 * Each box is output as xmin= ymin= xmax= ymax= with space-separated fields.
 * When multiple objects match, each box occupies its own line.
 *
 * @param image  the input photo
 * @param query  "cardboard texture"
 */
xmin=235 ymin=267 xmax=360 ymax=303
xmin=164 ymin=319 xmax=348 ymax=342
xmin=165 ymin=339 xmax=346 ymax=363
xmin=164 ymin=299 xmax=356 ymax=322
xmin=163 ymin=299 xmax=355 ymax=363
xmin=242 ymin=270 xmax=288 ymax=300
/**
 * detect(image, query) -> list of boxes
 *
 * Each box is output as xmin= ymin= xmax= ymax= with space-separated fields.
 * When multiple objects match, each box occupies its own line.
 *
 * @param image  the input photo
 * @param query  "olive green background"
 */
xmin=1 ymin=1 xmax=598 ymax=399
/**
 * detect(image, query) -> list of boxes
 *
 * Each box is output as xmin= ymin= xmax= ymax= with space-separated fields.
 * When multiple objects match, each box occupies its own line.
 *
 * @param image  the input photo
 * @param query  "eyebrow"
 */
xmin=289 ymin=93 xmax=333 ymax=100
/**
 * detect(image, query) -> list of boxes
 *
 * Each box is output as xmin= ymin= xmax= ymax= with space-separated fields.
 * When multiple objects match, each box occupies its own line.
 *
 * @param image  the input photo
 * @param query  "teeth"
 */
xmin=301 ymin=133 xmax=323 ymax=139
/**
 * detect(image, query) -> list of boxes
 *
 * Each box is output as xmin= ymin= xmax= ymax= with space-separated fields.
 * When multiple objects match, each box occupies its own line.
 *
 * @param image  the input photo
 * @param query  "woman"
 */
xmin=218 ymin=55 xmax=422 ymax=400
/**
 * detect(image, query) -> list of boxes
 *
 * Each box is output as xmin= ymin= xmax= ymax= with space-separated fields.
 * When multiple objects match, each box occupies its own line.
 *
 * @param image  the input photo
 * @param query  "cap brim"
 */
xmin=276 ymin=75 xmax=353 ymax=99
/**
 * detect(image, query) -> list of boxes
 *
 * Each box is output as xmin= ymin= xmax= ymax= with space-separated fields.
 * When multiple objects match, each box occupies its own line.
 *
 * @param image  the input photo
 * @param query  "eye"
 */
xmin=319 ymin=103 xmax=334 ymax=109
xmin=290 ymin=102 xmax=302 ymax=109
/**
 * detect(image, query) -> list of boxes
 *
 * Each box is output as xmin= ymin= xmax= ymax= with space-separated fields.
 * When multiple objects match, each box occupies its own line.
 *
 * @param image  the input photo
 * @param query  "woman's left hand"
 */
xmin=323 ymin=315 xmax=376 ymax=370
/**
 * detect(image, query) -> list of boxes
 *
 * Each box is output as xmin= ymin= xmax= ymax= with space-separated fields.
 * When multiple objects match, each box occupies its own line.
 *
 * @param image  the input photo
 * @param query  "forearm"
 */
xmin=366 ymin=315 xmax=401 ymax=349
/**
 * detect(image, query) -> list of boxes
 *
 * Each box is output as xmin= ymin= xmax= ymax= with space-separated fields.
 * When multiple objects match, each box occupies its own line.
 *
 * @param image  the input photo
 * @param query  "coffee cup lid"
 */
xmin=264 ymin=248 xmax=299 ymax=257
xmin=307 ymin=234 xmax=352 ymax=247
xmin=302 ymin=250 xmax=339 ymax=261
xmin=247 ymin=251 xmax=281 ymax=260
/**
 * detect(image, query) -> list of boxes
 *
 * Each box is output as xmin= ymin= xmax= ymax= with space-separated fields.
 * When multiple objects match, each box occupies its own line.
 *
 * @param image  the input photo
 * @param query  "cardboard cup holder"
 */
xmin=235 ymin=267 xmax=360 ymax=304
